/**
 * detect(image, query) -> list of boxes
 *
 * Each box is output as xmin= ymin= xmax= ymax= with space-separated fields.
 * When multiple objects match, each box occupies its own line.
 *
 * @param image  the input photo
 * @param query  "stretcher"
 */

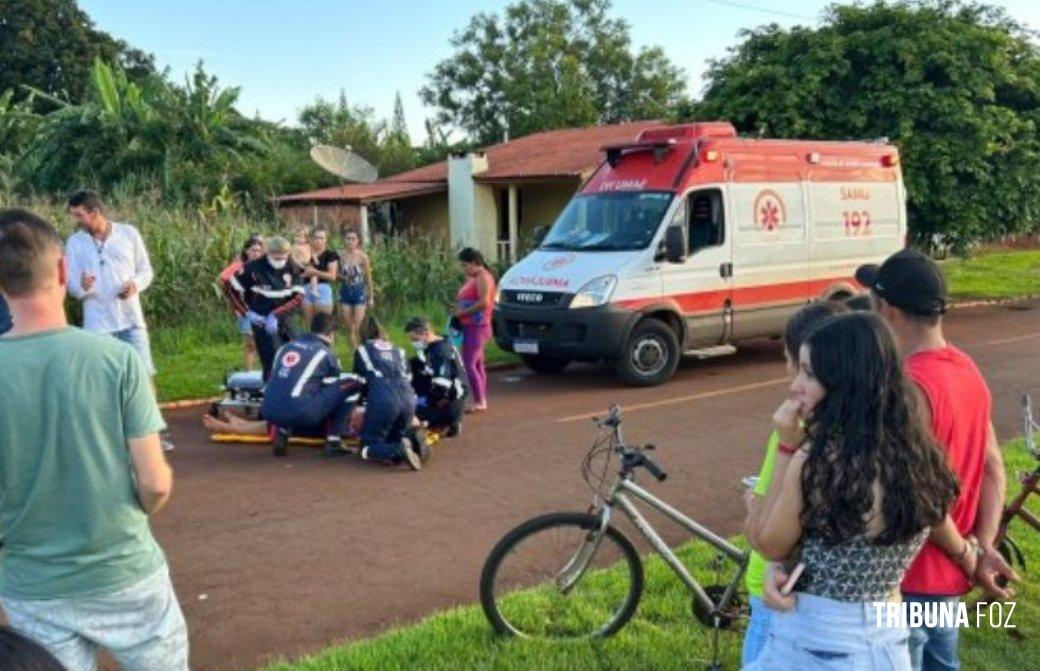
xmin=209 ymin=431 xmax=442 ymax=447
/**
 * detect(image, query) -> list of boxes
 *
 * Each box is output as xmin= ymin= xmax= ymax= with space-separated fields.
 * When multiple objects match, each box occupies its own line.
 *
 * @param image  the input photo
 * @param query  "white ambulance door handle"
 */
xmin=719 ymin=262 xmax=733 ymax=278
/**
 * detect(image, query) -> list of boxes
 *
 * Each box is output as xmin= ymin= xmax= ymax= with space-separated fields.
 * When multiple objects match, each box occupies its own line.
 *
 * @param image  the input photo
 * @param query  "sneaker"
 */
xmin=324 ymin=438 xmax=348 ymax=457
xmin=400 ymin=439 xmax=423 ymax=471
xmin=446 ymin=422 xmax=462 ymax=438
xmin=272 ymin=431 xmax=289 ymax=458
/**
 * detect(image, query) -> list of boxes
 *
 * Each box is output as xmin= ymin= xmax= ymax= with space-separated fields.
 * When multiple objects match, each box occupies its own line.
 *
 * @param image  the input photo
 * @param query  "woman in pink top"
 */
xmin=219 ymin=235 xmax=265 ymax=370
xmin=453 ymin=247 xmax=496 ymax=411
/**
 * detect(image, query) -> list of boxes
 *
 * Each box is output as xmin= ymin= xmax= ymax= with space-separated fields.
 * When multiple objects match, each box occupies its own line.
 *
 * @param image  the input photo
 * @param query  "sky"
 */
xmin=79 ymin=0 xmax=1040 ymax=141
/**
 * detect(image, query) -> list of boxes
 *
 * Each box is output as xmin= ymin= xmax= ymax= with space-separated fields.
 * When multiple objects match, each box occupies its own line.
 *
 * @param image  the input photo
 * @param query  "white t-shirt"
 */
xmin=66 ymin=222 xmax=154 ymax=333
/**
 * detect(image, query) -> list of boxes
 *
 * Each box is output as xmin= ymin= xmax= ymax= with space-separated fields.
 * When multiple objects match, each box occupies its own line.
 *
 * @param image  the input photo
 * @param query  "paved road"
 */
xmin=153 ymin=302 xmax=1040 ymax=670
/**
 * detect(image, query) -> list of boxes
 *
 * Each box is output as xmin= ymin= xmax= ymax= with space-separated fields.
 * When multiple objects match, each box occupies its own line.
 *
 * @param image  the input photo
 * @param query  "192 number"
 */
xmin=843 ymin=210 xmax=872 ymax=236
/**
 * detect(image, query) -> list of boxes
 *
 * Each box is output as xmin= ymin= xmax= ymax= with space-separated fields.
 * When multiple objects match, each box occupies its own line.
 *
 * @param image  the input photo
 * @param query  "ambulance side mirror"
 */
xmin=663 ymin=225 xmax=687 ymax=264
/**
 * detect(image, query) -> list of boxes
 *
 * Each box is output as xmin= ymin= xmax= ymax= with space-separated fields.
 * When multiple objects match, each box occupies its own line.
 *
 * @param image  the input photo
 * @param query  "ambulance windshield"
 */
xmin=540 ymin=191 xmax=673 ymax=252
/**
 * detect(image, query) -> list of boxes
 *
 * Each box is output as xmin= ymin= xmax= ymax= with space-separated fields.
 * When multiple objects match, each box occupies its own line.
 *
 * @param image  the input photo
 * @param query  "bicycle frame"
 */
xmin=600 ymin=475 xmax=749 ymax=618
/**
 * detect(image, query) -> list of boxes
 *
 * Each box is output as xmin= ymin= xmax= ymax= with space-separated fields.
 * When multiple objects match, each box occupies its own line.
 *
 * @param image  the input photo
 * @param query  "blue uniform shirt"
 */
xmin=262 ymin=333 xmax=341 ymax=409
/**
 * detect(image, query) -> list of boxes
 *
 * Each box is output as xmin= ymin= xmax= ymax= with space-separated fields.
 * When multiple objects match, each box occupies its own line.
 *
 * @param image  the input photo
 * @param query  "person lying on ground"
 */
xmin=349 ymin=314 xmax=425 ymax=471
xmin=260 ymin=312 xmax=363 ymax=458
xmin=405 ymin=315 xmax=466 ymax=437
xmin=202 ymin=408 xmax=363 ymax=442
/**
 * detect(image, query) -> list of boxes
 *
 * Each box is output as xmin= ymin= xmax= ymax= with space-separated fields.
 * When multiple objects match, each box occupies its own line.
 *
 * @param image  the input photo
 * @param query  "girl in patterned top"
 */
xmin=744 ymin=313 xmax=970 ymax=671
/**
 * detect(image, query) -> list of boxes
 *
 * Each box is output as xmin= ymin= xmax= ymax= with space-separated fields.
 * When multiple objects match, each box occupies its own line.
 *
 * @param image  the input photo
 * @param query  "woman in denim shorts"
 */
xmin=337 ymin=228 xmax=373 ymax=348
xmin=744 ymin=313 xmax=967 ymax=670
xmin=302 ymin=226 xmax=338 ymax=324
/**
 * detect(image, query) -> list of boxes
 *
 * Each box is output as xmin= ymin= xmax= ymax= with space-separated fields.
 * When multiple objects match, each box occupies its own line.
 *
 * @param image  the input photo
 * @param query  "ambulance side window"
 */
xmin=688 ymin=189 xmax=724 ymax=254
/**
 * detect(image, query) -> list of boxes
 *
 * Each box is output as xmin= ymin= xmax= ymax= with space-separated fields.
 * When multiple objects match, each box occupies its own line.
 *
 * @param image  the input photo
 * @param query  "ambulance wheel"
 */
xmin=521 ymin=354 xmax=571 ymax=375
xmin=615 ymin=319 xmax=679 ymax=387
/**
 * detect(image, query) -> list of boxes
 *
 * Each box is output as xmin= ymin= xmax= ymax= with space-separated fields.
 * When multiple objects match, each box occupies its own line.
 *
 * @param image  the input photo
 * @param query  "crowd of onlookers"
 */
xmin=740 ymin=250 xmax=1019 ymax=670
xmin=0 ymin=192 xmax=1028 ymax=671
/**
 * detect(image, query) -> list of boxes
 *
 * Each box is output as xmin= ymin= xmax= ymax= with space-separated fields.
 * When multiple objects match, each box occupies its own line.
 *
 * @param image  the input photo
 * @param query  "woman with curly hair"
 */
xmin=744 ymin=312 xmax=971 ymax=670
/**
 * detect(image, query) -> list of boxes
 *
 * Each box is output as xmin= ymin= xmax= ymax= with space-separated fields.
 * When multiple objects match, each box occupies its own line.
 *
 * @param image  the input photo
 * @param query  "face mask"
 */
xmin=269 ymin=257 xmax=287 ymax=270
xmin=411 ymin=340 xmax=426 ymax=351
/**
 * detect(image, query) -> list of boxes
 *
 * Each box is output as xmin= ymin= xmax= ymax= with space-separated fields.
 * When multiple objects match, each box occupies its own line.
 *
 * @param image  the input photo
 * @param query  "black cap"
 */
xmin=855 ymin=249 xmax=947 ymax=317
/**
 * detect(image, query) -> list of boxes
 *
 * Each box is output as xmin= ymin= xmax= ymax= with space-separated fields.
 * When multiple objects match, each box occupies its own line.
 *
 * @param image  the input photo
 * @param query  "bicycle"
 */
xmin=479 ymin=405 xmax=749 ymax=666
xmin=996 ymin=393 xmax=1039 ymax=578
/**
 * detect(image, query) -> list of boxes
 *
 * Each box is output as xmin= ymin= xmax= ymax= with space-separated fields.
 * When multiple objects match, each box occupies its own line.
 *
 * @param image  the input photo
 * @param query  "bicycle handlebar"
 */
xmin=639 ymin=452 xmax=668 ymax=482
xmin=621 ymin=449 xmax=668 ymax=482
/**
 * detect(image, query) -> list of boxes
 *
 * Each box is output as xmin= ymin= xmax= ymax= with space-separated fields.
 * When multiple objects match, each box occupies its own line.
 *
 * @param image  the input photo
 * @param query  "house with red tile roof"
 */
xmin=275 ymin=120 xmax=660 ymax=262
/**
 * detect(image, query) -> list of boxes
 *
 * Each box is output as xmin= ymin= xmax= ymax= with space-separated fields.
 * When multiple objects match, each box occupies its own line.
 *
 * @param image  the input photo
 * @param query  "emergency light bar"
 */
xmin=601 ymin=139 xmax=677 ymax=167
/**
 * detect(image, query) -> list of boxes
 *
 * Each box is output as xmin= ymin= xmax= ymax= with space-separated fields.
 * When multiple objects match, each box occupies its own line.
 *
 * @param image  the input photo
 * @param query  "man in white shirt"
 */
xmin=66 ymin=190 xmax=173 ymax=450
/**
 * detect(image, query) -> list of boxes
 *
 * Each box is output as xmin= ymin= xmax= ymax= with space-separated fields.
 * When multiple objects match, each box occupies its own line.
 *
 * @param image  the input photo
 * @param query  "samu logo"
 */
xmin=543 ymin=253 xmax=576 ymax=271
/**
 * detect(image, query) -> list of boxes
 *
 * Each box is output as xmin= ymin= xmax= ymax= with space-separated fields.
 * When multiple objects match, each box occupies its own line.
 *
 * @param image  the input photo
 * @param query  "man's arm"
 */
xmin=66 ymin=237 xmax=89 ymax=299
xmin=974 ymin=422 xmax=1006 ymax=548
xmin=128 ymin=433 xmax=173 ymax=514
xmin=973 ymin=422 xmax=1018 ymax=597
xmin=130 ymin=226 xmax=154 ymax=293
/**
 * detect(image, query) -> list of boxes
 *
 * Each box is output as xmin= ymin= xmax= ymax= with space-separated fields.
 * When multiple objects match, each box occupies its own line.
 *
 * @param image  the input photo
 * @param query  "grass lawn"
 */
xmin=261 ymin=440 xmax=1039 ymax=671
xmin=942 ymin=250 xmax=1040 ymax=301
xmin=153 ymin=313 xmax=517 ymax=403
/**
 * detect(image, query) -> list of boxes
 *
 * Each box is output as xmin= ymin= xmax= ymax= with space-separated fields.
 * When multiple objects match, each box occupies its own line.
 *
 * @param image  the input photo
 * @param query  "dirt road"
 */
xmin=154 ymin=302 xmax=1040 ymax=669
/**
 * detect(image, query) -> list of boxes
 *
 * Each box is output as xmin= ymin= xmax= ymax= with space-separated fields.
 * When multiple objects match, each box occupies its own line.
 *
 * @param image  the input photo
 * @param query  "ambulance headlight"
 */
xmin=570 ymin=275 xmax=617 ymax=309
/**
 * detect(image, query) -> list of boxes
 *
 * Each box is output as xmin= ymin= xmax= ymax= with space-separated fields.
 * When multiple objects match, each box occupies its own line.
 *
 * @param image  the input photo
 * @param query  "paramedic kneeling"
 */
xmin=405 ymin=316 xmax=466 ymax=436
xmin=261 ymin=313 xmax=361 ymax=458
xmin=352 ymin=315 xmax=424 ymax=471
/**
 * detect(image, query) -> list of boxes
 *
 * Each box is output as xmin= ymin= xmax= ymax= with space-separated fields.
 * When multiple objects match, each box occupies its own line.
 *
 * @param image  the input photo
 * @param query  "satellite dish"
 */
xmin=309 ymin=144 xmax=378 ymax=183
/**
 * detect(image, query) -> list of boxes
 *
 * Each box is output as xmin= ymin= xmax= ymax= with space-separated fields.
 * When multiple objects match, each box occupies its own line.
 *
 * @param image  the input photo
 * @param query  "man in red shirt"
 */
xmin=857 ymin=250 xmax=1016 ymax=671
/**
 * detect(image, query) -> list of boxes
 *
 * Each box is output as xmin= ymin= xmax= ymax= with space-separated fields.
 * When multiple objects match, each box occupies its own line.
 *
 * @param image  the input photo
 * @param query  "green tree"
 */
xmin=20 ymin=60 xmax=268 ymax=202
xmin=0 ymin=0 xmax=154 ymax=105
xmin=687 ymin=0 xmax=1040 ymax=250
xmin=380 ymin=91 xmax=417 ymax=176
xmin=299 ymin=91 xmax=384 ymax=170
xmin=421 ymin=0 xmax=687 ymax=144
xmin=298 ymin=90 xmax=419 ymax=177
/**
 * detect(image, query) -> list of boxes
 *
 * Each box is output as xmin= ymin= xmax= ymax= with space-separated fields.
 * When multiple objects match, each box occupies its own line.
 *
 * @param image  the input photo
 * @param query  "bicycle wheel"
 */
xmin=479 ymin=511 xmax=644 ymax=639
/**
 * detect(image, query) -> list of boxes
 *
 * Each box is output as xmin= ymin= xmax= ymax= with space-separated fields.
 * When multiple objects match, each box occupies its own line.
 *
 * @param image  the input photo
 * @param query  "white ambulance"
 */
xmin=493 ymin=122 xmax=905 ymax=386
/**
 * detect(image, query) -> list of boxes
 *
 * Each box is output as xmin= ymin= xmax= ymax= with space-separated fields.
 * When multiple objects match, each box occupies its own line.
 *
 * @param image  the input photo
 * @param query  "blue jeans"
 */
xmin=339 ymin=283 xmax=367 ymax=306
xmin=111 ymin=326 xmax=155 ymax=375
xmin=742 ymin=596 xmax=773 ymax=666
xmin=304 ymin=282 xmax=333 ymax=307
xmin=744 ymin=594 xmax=911 ymax=670
xmin=905 ymin=595 xmax=960 ymax=671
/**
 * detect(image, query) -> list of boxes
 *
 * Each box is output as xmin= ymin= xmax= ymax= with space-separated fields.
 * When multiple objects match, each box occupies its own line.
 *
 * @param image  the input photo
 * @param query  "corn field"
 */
xmin=0 ymin=190 xmax=468 ymax=329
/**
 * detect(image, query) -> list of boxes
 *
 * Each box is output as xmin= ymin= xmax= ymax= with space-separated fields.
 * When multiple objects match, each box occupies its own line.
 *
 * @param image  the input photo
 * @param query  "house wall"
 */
xmin=396 ymin=192 xmax=450 ymax=239
xmin=276 ymin=203 xmax=361 ymax=235
xmin=518 ymin=179 xmax=579 ymax=238
xmin=449 ymin=153 xmax=499 ymax=260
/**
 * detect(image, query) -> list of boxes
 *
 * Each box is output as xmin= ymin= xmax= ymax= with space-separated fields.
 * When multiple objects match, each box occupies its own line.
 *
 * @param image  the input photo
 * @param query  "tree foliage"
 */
xmin=421 ymin=0 xmax=688 ymax=144
xmin=686 ymin=0 xmax=1040 ymax=250
xmin=298 ymin=90 xmax=418 ymax=177
xmin=15 ymin=60 xmax=273 ymax=203
xmin=0 ymin=0 xmax=154 ymax=105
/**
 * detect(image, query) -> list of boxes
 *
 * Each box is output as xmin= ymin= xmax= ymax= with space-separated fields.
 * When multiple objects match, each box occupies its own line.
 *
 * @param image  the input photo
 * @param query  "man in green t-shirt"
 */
xmin=0 ymin=209 xmax=188 ymax=671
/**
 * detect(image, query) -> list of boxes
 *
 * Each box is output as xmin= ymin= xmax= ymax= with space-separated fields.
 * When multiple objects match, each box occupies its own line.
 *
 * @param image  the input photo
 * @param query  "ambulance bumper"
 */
xmin=493 ymin=304 xmax=639 ymax=361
